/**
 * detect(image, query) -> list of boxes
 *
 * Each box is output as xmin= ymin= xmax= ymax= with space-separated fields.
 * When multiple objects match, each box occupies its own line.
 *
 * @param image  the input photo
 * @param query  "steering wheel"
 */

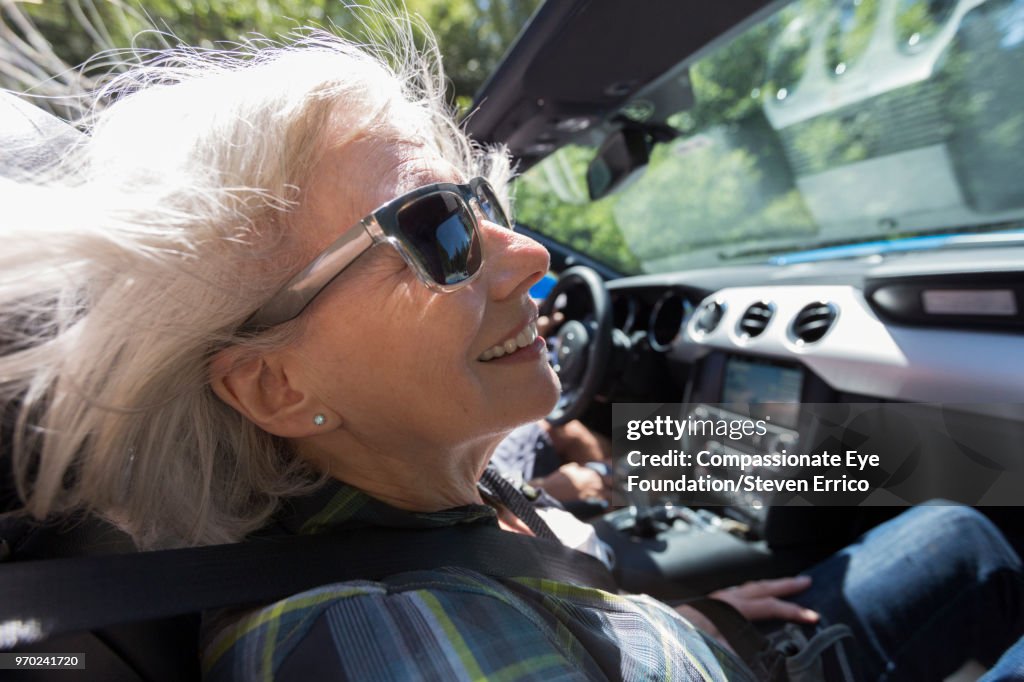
xmin=540 ymin=266 xmax=613 ymax=425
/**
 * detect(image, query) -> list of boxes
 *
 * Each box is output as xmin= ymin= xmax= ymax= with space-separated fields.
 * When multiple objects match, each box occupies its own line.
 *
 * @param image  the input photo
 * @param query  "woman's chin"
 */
xmin=479 ymin=363 xmax=562 ymax=432
xmin=533 ymin=372 xmax=562 ymax=419
xmin=506 ymin=377 xmax=562 ymax=429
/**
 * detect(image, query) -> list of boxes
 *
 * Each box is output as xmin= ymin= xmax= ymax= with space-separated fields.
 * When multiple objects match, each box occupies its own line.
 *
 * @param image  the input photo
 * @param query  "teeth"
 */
xmin=479 ymin=320 xmax=538 ymax=361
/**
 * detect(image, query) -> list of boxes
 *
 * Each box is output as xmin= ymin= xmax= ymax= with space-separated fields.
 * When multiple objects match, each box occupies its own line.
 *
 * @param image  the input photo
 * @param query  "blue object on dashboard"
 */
xmin=769 ymin=229 xmax=1024 ymax=265
xmin=530 ymin=272 xmax=557 ymax=300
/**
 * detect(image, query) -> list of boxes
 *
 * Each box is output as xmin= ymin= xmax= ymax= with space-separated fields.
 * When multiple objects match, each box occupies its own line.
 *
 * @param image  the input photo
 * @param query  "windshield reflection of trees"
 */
xmin=516 ymin=0 xmax=1024 ymax=274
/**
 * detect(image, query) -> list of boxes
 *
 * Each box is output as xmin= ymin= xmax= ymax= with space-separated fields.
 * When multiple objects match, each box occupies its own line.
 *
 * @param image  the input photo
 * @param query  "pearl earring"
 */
xmin=313 ymin=414 xmax=326 ymax=426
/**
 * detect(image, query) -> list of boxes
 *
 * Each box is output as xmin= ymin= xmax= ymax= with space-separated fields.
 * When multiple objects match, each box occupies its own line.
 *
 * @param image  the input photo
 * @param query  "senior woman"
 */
xmin=2 ymin=25 xmax=1024 ymax=682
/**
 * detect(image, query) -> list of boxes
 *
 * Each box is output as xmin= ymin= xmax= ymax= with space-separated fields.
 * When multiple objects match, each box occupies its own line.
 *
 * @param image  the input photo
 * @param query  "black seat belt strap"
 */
xmin=479 ymin=467 xmax=560 ymax=541
xmin=0 ymin=523 xmax=617 ymax=647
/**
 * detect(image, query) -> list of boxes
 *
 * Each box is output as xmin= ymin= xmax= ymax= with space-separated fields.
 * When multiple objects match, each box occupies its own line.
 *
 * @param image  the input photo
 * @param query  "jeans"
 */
xmin=983 ymin=634 xmax=1024 ymax=681
xmin=793 ymin=503 xmax=1024 ymax=681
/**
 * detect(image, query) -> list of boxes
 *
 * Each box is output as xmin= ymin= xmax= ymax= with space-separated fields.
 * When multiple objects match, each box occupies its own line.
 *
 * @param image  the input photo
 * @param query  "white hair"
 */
xmin=0 ymin=24 xmax=512 ymax=548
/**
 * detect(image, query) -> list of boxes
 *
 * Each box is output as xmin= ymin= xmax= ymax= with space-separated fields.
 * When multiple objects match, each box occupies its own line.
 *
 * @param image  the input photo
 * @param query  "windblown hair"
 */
xmin=0 ymin=22 xmax=512 ymax=549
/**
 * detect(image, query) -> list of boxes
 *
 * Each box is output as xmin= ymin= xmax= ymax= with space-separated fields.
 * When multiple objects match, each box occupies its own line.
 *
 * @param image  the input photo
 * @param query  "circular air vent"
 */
xmin=737 ymin=301 xmax=774 ymax=339
xmin=648 ymin=292 xmax=686 ymax=352
xmin=693 ymin=300 xmax=725 ymax=335
xmin=791 ymin=302 xmax=838 ymax=344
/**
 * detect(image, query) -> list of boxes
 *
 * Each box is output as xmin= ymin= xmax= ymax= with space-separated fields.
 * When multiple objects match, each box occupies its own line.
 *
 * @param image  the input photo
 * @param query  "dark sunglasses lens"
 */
xmin=476 ymin=182 xmax=509 ymax=228
xmin=396 ymin=192 xmax=481 ymax=285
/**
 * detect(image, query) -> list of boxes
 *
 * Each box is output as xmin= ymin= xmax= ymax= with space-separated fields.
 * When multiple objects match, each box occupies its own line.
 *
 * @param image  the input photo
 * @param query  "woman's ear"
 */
xmin=209 ymin=347 xmax=332 ymax=438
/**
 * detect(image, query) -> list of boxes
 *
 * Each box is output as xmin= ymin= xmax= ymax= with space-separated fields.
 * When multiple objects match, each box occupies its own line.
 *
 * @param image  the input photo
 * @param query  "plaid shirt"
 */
xmin=201 ymin=481 xmax=754 ymax=681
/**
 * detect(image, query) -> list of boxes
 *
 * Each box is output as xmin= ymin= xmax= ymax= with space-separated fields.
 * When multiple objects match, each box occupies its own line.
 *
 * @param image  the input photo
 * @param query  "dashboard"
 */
xmin=580 ymin=243 xmax=1024 ymax=595
xmin=605 ymin=244 xmax=1024 ymax=407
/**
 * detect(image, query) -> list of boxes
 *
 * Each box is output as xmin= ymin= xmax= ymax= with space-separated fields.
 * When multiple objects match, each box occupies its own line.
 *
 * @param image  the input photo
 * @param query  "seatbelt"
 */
xmin=0 ymin=522 xmax=618 ymax=647
xmin=479 ymin=467 xmax=560 ymax=541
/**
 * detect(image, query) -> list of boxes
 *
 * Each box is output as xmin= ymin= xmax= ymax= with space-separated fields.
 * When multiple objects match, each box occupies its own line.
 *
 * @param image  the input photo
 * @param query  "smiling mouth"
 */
xmin=478 ymin=319 xmax=539 ymax=361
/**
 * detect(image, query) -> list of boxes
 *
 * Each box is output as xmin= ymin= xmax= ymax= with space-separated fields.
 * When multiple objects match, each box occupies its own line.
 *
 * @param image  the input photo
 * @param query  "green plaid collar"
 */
xmin=271 ymin=478 xmax=498 ymax=536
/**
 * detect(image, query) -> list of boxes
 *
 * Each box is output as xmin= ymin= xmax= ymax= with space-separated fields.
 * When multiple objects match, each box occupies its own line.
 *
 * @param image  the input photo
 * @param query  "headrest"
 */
xmin=0 ymin=90 xmax=85 ymax=178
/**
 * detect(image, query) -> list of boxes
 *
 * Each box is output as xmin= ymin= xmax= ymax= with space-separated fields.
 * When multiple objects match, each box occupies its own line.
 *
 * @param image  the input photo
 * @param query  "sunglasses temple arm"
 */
xmin=241 ymin=222 xmax=377 ymax=331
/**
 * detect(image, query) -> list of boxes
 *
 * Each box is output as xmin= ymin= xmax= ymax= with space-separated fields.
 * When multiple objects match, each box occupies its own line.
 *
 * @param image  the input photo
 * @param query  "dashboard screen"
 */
xmin=721 ymin=357 xmax=803 ymax=428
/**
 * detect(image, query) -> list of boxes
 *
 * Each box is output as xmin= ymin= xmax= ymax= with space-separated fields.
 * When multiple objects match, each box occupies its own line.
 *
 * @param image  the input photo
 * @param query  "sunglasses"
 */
xmin=241 ymin=176 xmax=509 ymax=332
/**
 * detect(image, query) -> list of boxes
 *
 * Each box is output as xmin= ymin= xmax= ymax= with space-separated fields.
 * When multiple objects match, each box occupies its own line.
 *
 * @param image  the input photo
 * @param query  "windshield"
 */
xmin=513 ymin=0 xmax=1024 ymax=274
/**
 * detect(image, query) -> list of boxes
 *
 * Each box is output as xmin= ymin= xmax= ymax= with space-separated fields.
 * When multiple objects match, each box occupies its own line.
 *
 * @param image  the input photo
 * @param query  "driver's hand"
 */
xmin=673 ymin=577 xmax=818 ymax=651
xmin=710 ymin=576 xmax=819 ymax=623
xmin=543 ymin=419 xmax=611 ymax=466
xmin=537 ymin=312 xmax=565 ymax=337
xmin=533 ymin=462 xmax=607 ymax=502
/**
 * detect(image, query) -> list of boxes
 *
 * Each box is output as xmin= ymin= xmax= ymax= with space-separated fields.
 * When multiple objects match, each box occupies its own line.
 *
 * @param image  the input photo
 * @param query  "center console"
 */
xmin=592 ymin=351 xmax=850 ymax=598
xmin=685 ymin=356 xmax=804 ymax=531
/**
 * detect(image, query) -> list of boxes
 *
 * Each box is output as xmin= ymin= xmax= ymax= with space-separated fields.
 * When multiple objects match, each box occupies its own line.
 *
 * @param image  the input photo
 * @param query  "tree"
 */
xmin=0 ymin=0 xmax=541 ymax=114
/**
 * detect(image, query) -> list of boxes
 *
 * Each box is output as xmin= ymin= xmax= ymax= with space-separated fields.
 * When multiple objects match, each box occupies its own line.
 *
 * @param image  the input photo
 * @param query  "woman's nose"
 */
xmin=481 ymin=221 xmax=550 ymax=301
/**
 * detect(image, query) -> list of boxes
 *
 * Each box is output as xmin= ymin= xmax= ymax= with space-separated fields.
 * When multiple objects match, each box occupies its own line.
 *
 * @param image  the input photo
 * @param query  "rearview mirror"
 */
xmin=586 ymin=126 xmax=652 ymax=200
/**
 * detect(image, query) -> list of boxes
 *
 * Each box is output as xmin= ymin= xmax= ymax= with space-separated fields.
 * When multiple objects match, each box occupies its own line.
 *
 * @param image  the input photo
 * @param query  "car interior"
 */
xmin=465 ymin=0 xmax=1024 ymax=608
xmin=2 ymin=0 xmax=1023 ymax=680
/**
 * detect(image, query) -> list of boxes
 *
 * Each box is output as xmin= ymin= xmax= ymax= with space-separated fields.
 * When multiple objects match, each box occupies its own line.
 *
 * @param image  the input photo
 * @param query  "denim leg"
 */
xmin=981 ymin=635 xmax=1024 ymax=681
xmin=792 ymin=504 xmax=1024 ymax=681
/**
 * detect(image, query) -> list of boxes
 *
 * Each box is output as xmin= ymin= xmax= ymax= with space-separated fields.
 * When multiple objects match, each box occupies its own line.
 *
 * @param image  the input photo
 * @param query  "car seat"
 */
xmin=0 ymin=90 xmax=201 ymax=681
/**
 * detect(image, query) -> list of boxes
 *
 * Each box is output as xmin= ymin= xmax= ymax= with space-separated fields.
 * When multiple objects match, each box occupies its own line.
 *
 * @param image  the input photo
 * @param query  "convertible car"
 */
xmin=1 ymin=0 xmax=1023 ymax=680
xmin=465 ymin=0 xmax=1024 ymax=646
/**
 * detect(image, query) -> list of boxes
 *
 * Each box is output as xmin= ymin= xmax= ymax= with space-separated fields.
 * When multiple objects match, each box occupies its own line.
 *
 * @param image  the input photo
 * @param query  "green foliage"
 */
xmin=513 ymin=2 xmax=828 ymax=275
xmin=8 ymin=0 xmax=541 ymax=106
xmin=685 ymin=1 xmax=827 ymax=128
xmin=825 ymin=0 xmax=879 ymax=72
xmin=788 ymin=115 xmax=870 ymax=175
xmin=513 ymin=145 xmax=641 ymax=274
xmin=408 ymin=0 xmax=541 ymax=111
xmin=514 ymin=125 xmax=817 ymax=274
xmin=895 ymin=0 xmax=958 ymax=45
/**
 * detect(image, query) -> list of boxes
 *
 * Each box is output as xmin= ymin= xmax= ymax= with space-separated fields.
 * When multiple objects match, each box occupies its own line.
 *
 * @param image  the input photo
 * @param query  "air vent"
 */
xmin=694 ymin=301 xmax=725 ymax=334
xmin=737 ymin=301 xmax=774 ymax=339
xmin=791 ymin=302 xmax=838 ymax=344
